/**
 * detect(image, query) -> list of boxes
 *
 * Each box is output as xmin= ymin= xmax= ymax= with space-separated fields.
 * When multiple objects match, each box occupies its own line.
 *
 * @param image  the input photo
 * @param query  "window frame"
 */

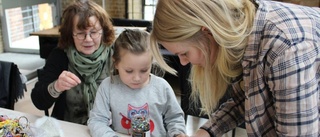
xmin=1 ymin=0 xmax=60 ymax=53
xmin=126 ymin=0 xmax=157 ymax=21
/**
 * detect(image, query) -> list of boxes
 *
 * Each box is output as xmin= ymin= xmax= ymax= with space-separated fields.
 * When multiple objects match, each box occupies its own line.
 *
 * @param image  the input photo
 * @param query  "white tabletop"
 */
xmin=0 ymin=108 xmax=129 ymax=137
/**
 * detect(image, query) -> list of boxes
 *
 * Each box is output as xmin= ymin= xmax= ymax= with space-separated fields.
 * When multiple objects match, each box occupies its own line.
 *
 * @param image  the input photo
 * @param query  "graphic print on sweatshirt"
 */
xmin=119 ymin=103 xmax=155 ymax=135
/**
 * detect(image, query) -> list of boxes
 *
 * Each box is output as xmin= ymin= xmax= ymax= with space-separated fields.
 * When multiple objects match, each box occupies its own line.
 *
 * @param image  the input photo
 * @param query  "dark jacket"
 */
xmin=0 ymin=61 xmax=26 ymax=109
xmin=31 ymin=48 xmax=69 ymax=120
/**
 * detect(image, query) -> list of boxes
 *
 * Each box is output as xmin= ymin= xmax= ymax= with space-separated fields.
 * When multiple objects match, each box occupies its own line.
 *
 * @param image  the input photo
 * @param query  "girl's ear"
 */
xmin=112 ymin=58 xmax=118 ymax=69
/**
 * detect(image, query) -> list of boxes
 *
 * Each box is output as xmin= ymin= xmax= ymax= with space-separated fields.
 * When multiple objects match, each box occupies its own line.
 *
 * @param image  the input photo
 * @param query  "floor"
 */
xmin=3 ymin=52 xmax=247 ymax=136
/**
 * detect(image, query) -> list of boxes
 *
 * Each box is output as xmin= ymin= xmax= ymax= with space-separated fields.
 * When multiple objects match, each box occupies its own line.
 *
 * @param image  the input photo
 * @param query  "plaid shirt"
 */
xmin=201 ymin=1 xmax=320 ymax=136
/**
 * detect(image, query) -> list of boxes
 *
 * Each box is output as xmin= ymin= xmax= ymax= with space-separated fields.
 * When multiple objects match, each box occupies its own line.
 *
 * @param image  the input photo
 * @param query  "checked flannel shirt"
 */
xmin=201 ymin=0 xmax=320 ymax=136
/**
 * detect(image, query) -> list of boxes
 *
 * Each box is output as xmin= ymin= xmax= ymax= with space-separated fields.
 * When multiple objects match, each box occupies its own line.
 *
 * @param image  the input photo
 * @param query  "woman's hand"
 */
xmin=174 ymin=133 xmax=189 ymax=137
xmin=190 ymin=129 xmax=210 ymax=137
xmin=54 ymin=71 xmax=81 ymax=92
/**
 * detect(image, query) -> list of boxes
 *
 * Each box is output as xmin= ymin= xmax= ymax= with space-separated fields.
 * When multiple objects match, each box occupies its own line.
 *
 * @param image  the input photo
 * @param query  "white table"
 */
xmin=0 ymin=108 xmax=129 ymax=137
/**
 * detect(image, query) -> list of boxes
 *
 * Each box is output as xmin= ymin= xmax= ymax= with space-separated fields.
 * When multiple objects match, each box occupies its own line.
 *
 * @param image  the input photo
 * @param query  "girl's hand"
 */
xmin=54 ymin=71 xmax=81 ymax=92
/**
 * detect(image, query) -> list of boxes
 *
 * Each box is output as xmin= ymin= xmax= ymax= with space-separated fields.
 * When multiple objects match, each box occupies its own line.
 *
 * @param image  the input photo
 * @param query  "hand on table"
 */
xmin=175 ymin=134 xmax=188 ymax=137
xmin=54 ymin=71 xmax=81 ymax=92
xmin=189 ymin=129 xmax=210 ymax=137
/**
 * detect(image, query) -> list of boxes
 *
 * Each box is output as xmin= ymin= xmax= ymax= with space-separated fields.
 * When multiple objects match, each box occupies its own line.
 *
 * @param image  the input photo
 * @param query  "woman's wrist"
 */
xmin=48 ymin=80 xmax=62 ymax=98
xmin=192 ymin=129 xmax=211 ymax=137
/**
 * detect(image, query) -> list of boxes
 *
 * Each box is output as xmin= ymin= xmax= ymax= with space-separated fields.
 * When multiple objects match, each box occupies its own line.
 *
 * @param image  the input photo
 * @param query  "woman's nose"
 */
xmin=84 ymin=34 xmax=93 ymax=41
xmin=178 ymin=57 xmax=189 ymax=66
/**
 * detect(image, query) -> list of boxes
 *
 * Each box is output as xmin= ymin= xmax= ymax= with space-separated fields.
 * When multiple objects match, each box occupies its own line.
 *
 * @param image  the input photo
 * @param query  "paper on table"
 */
xmin=34 ymin=116 xmax=64 ymax=137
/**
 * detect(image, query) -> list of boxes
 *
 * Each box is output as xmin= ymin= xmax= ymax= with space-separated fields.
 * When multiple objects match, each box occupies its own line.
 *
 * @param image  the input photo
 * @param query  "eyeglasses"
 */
xmin=73 ymin=31 xmax=102 ymax=40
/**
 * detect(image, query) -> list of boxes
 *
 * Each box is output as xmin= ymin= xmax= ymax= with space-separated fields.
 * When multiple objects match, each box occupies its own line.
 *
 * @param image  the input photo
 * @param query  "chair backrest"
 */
xmin=0 ymin=61 xmax=26 ymax=109
xmin=112 ymin=18 xmax=152 ymax=32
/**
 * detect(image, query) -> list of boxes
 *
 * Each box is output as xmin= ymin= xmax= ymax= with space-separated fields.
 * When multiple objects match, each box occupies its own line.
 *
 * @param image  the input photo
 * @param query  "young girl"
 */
xmin=88 ymin=29 xmax=186 ymax=137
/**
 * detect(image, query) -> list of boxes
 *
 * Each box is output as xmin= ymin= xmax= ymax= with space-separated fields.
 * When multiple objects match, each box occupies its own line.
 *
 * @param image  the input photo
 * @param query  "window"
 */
xmin=127 ymin=0 xmax=157 ymax=21
xmin=1 ymin=0 xmax=59 ymax=53
xmin=143 ymin=0 xmax=157 ymax=20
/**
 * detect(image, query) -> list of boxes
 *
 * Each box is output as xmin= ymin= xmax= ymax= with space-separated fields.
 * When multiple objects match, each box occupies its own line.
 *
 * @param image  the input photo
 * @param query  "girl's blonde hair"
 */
xmin=150 ymin=0 xmax=256 ymax=117
xmin=112 ymin=29 xmax=165 ymax=81
xmin=112 ymin=29 xmax=150 ymax=77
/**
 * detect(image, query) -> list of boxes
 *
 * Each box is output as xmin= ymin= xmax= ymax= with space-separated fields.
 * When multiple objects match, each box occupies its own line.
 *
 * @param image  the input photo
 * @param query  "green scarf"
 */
xmin=65 ymin=45 xmax=109 ymax=111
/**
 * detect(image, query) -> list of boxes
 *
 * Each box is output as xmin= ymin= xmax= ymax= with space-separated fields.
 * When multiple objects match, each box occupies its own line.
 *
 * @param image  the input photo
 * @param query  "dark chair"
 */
xmin=0 ymin=61 xmax=26 ymax=110
xmin=39 ymin=37 xmax=59 ymax=59
xmin=111 ymin=18 xmax=152 ymax=32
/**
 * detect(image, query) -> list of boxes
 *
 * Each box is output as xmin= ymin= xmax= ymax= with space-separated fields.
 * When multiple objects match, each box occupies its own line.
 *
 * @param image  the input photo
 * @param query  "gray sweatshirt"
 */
xmin=88 ymin=74 xmax=186 ymax=137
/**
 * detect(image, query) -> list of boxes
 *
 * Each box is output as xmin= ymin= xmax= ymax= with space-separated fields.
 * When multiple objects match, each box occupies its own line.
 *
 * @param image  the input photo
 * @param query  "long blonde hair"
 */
xmin=150 ymin=0 xmax=256 ymax=116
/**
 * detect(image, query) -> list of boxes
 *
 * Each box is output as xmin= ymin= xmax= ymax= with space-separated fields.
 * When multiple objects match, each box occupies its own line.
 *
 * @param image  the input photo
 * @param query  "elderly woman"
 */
xmin=31 ymin=0 xmax=115 ymax=125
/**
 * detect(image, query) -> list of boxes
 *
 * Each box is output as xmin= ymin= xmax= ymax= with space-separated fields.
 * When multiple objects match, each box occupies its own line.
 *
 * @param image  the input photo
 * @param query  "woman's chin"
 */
xmin=80 ymin=49 xmax=95 ymax=55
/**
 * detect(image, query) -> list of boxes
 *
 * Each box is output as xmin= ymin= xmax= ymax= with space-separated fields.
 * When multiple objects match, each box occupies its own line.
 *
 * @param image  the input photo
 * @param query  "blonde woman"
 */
xmin=150 ymin=0 xmax=320 ymax=136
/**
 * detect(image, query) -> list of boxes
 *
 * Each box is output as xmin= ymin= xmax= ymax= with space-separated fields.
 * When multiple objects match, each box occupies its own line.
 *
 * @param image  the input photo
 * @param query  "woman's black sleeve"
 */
xmin=31 ymin=48 xmax=68 ymax=110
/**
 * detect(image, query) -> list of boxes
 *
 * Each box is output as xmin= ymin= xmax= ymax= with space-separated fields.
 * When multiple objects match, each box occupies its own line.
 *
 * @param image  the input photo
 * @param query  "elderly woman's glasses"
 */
xmin=73 ymin=31 xmax=102 ymax=40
